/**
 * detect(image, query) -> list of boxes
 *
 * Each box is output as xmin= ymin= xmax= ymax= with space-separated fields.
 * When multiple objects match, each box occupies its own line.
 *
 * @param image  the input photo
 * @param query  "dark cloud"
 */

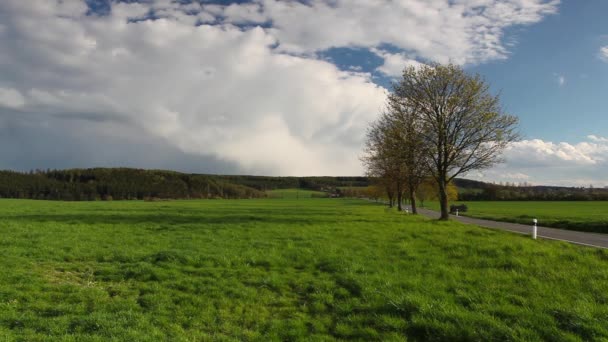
xmin=0 ymin=109 xmax=242 ymax=174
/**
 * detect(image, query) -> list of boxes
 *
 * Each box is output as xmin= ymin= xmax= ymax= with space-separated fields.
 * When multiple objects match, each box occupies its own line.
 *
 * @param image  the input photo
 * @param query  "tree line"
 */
xmin=0 ymin=169 xmax=265 ymax=201
xmin=0 ymin=167 xmax=604 ymax=202
xmin=0 ymin=169 xmax=371 ymax=201
xmin=456 ymin=179 xmax=608 ymax=201
xmin=362 ymin=64 xmax=519 ymax=219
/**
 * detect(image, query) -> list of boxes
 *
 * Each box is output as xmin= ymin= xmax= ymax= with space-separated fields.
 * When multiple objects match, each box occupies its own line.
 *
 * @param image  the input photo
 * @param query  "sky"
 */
xmin=0 ymin=0 xmax=607 ymax=186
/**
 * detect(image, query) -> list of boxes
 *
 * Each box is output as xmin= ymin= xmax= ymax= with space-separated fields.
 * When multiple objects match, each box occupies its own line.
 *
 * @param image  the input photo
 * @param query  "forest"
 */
xmin=0 ymin=169 xmax=368 ymax=201
xmin=0 ymin=168 xmax=606 ymax=201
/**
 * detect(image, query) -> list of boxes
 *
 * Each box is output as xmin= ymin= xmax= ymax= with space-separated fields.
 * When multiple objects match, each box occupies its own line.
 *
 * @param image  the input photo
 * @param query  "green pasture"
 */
xmin=266 ymin=188 xmax=328 ymax=198
xmin=423 ymin=201 xmax=608 ymax=233
xmin=1 ymin=198 xmax=607 ymax=341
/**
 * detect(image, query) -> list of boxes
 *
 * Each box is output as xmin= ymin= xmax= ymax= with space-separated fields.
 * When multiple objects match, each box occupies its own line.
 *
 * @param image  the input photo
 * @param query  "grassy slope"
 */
xmin=1 ymin=198 xmax=607 ymax=341
xmin=423 ymin=201 xmax=608 ymax=233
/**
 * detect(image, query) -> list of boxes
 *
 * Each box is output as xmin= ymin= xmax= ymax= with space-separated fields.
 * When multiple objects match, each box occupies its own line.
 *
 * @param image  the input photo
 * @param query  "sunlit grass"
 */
xmin=423 ymin=201 xmax=608 ymax=233
xmin=266 ymin=188 xmax=327 ymax=198
xmin=0 ymin=198 xmax=607 ymax=340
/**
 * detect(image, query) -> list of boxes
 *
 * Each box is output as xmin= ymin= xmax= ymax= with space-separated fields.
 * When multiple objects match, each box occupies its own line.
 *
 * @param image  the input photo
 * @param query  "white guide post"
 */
xmin=532 ymin=218 xmax=538 ymax=240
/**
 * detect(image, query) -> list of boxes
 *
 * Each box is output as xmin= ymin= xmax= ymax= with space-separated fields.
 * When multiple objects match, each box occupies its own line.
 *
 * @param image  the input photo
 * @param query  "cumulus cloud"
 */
xmin=588 ymin=135 xmax=608 ymax=143
xmin=473 ymin=136 xmax=608 ymax=187
xmin=0 ymin=0 xmax=386 ymax=176
xmin=371 ymin=49 xmax=424 ymax=77
xmin=0 ymin=0 xmax=561 ymax=177
xmin=600 ymin=46 xmax=608 ymax=62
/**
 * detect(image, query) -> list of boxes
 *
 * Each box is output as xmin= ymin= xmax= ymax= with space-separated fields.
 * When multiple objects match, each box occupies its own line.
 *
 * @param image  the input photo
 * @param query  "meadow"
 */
xmin=423 ymin=201 xmax=608 ymax=233
xmin=266 ymin=188 xmax=328 ymax=198
xmin=1 ymin=197 xmax=608 ymax=341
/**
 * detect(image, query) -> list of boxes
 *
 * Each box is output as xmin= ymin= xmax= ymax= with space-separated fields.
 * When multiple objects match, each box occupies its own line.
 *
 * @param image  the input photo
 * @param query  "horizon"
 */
xmin=0 ymin=0 xmax=607 ymax=186
xmin=3 ymin=166 xmax=608 ymax=189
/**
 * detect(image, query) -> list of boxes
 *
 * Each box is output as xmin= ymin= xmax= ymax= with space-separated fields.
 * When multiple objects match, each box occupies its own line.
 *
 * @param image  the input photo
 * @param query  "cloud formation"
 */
xmin=0 ymin=0 xmax=564 ymax=178
xmin=473 ymin=136 xmax=608 ymax=187
xmin=601 ymin=46 xmax=608 ymax=62
xmin=372 ymin=49 xmax=424 ymax=77
xmin=0 ymin=0 xmax=387 ymax=175
xmin=220 ymin=0 xmax=559 ymax=64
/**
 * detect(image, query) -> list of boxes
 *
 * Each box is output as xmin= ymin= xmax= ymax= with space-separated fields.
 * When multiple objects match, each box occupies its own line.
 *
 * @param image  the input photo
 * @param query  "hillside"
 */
xmin=1 ymin=168 xmax=607 ymax=201
xmin=0 ymin=169 xmax=265 ymax=201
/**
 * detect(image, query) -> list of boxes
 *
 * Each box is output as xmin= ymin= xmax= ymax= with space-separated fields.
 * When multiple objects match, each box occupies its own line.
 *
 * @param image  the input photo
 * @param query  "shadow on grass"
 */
xmin=5 ymin=212 xmax=342 ymax=226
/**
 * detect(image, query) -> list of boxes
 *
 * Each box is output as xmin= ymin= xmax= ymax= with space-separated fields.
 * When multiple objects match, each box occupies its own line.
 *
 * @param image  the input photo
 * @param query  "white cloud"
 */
xmin=501 ymin=172 xmax=531 ymax=180
xmin=0 ymin=88 xmax=26 ymax=108
xmin=588 ymin=135 xmax=608 ymax=143
xmin=472 ymin=136 xmax=608 ymax=187
xmin=0 ymin=0 xmax=563 ymax=177
xmin=217 ymin=0 xmax=559 ymax=64
xmin=372 ymin=49 xmax=424 ymax=77
xmin=557 ymin=75 xmax=565 ymax=86
xmin=600 ymin=46 xmax=608 ymax=62
xmin=504 ymin=139 xmax=604 ymax=166
xmin=0 ymin=0 xmax=386 ymax=176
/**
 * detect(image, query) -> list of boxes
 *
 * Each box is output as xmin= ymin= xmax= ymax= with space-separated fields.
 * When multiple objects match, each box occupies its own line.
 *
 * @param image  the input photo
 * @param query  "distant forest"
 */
xmin=455 ymin=179 xmax=608 ymax=201
xmin=0 ymin=168 xmax=368 ymax=201
xmin=0 ymin=168 xmax=606 ymax=201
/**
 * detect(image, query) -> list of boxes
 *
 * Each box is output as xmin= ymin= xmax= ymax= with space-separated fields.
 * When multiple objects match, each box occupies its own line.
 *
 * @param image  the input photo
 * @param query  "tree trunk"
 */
xmin=438 ymin=178 xmax=449 ymax=220
xmin=397 ymin=190 xmax=403 ymax=211
xmin=409 ymin=189 xmax=417 ymax=214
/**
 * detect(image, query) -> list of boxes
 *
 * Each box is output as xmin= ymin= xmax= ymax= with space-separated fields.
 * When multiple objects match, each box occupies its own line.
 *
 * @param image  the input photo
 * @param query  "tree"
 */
xmin=417 ymin=178 xmax=458 ymax=208
xmin=361 ymin=112 xmax=407 ymax=210
xmin=397 ymin=64 xmax=519 ymax=220
xmin=384 ymin=92 xmax=429 ymax=214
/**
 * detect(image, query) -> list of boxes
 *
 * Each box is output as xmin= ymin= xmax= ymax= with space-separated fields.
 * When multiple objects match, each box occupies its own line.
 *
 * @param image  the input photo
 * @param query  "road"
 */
xmin=410 ymin=207 xmax=608 ymax=249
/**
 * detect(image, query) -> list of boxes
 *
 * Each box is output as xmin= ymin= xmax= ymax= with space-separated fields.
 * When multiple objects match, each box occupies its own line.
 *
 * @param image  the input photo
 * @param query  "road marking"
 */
xmin=536 ymin=235 xmax=608 ymax=249
xmin=401 ymin=204 xmax=608 ymax=250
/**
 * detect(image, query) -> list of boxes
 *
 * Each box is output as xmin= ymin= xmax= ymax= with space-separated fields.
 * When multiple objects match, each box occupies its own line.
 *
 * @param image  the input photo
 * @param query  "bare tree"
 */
xmin=397 ymin=64 xmax=519 ymax=220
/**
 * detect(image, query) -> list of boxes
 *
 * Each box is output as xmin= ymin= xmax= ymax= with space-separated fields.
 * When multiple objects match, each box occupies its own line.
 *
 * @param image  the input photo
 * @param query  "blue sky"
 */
xmin=469 ymin=0 xmax=608 ymax=143
xmin=319 ymin=0 xmax=608 ymax=143
xmin=0 ymin=0 xmax=607 ymax=186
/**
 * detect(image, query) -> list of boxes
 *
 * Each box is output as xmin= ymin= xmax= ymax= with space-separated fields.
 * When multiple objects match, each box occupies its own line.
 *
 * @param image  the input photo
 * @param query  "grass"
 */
xmin=423 ymin=201 xmax=608 ymax=233
xmin=266 ymin=188 xmax=328 ymax=198
xmin=1 ymin=198 xmax=608 ymax=341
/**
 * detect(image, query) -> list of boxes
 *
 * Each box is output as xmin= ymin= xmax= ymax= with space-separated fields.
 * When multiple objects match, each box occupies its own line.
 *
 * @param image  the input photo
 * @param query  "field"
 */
xmin=1 ymin=198 xmax=608 ymax=341
xmin=266 ymin=188 xmax=328 ymax=198
xmin=423 ymin=201 xmax=608 ymax=233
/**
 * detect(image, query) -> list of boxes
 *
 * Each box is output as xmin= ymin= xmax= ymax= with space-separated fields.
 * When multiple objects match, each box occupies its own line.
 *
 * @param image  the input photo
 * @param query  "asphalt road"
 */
xmin=410 ymin=207 xmax=608 ymax=249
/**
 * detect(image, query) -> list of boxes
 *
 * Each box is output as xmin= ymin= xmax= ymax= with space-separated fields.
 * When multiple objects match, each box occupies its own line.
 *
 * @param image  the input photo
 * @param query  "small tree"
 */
xmin=361 ymin=112 xmax=407 ymax=210
xmin=398 ymin=64 xmax=519 ymax=220
xmin=384 ymin=92 xmax=429 ymax=214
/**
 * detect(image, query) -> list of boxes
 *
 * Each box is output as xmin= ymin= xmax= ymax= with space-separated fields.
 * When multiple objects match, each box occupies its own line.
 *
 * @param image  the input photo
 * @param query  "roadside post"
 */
xmin=532 ymin=219 xmax=538 ymax=239
xmin=456 ymin=209 xmax=459 ymax=217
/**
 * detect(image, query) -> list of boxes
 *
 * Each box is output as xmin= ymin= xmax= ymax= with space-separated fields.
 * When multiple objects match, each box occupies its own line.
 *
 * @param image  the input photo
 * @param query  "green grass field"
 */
xmin=266 ymin=188 xmax=328 ymax=198
xmin=423 ymin=201 xmax=608 ymax=233
xmin=1 ymin=198 xmax=608 ymax=341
